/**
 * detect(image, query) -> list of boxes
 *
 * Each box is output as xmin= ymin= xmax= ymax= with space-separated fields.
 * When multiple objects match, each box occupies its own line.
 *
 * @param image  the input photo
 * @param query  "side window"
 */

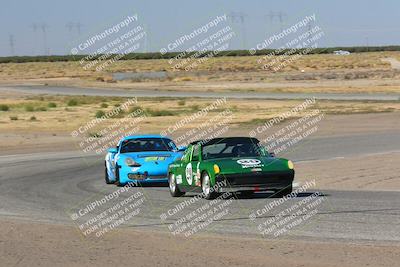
xmin=182 ymin=146 xmax=193 ymax=162
xmin=192 ymin=144 xmax=199 ymax=161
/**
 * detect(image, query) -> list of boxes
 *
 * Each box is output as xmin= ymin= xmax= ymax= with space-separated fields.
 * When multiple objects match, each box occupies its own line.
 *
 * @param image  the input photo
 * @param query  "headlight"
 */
xmin=213 ymin=164 xmax=220 ymax=174
xmin=287 ymin=160 xmax=294 ymax=170
xmin=125 ymin=158 xmax=140 ymax=167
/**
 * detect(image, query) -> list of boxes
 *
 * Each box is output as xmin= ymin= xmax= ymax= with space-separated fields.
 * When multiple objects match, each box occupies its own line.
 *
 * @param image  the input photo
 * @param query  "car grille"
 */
xmin=216 ymin=170 xmax=294 ymax=187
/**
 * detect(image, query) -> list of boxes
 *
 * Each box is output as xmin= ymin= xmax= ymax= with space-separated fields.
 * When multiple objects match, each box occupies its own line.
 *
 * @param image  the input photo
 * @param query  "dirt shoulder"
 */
xmin=1 ymin=218 xmax=399 ymax=267
xmin=1 ymin=112 xmax=399 ymax=156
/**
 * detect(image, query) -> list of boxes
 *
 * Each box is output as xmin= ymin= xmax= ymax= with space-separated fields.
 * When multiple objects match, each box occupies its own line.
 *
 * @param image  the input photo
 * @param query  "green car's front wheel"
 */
xmin=240 ymin=190 xmax=254 ymax=198
xmin=202 ymin=172 xmax=218 ymax=200
xmin=169 ymin=173 xmax=185 ymax=197
xmin=275 ymin=185 xmax=293 ymax=197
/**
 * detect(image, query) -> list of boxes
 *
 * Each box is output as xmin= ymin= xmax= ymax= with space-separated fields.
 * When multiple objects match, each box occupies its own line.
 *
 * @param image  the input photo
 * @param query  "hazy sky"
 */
xmin=0 ymin=0 xmax=399 ymax=56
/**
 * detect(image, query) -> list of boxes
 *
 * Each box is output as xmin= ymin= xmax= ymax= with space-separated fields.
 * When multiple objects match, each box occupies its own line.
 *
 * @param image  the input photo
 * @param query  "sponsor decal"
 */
xmin=169 ymin=164 xmax=180 ymax=168
xmin=185 ymin=163 xmax=193 ymax=185
xmin=131 ymin=167 xmax=140 ymax=172
xmin=237 ymin=159 xmax=263 ymax=169
xmin=145 ymin=156 xmax=166 ymax=161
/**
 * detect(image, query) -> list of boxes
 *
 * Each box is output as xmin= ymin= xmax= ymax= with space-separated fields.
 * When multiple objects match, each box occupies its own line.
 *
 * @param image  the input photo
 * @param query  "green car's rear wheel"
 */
xmin=169 ymin=173 xmax=185 ymax=197
xmin=202 ymin=172 xmax=218 ymax=200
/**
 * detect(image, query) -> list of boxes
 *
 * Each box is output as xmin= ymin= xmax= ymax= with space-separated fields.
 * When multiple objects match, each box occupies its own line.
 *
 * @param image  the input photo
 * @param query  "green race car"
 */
xmin=168 ymin=137 xmax=295 ymax=199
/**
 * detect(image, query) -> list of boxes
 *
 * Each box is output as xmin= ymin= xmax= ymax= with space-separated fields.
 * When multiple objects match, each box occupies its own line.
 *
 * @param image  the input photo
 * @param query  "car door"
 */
xmin=177 ymin=145 xmax=194 ymax=187
xmin=190 ymin=144 xmax=201 ymax=187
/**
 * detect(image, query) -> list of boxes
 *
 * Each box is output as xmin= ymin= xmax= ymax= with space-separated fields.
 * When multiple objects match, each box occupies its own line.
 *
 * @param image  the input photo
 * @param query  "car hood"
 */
xmin=205 ymin=156 xmax=291 ymax=174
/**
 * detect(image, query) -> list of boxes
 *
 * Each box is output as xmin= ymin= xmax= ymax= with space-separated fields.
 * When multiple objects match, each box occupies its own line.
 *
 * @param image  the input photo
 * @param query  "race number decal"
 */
xmin=185 ymin=163 xmax=193 ymax=185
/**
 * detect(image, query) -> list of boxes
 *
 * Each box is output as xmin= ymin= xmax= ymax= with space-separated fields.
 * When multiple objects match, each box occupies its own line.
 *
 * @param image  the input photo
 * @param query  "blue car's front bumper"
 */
xmin=118 ymin=166 xmax=168 ymax=185
xmin=121 ymin=176 xmax=168 ymax=185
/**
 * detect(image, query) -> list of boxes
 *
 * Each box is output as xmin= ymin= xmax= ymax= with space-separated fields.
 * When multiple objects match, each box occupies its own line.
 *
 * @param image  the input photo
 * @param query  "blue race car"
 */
xmin=105 ymin=135 xmax=185 ymax=186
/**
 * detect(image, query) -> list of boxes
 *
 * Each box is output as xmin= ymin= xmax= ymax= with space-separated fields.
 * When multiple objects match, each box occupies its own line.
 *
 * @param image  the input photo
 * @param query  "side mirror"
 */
xmin=269 ymin=152 xmax=276 ymax=157
xmin=108 ymin=148 xmax=118 ymax=154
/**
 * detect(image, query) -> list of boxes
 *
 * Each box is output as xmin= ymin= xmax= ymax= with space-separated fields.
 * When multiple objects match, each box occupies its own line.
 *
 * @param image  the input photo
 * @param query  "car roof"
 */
xmin=192 ymin=137 xmax=260 ymax=146
xmin=121 ymin=135 xmax=171 ymax=141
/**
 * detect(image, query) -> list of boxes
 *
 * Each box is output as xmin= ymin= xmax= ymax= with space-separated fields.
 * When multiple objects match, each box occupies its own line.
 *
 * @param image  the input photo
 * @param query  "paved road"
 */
xmin=1 ymin=132 xmax=399 ymax=243
xmin=2 ymin=85 xmax=400 ymax=101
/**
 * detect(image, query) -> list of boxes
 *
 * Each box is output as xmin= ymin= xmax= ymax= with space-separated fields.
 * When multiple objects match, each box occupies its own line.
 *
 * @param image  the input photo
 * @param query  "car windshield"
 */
xmin=120 ymin=138 xmax=177 ymax=153
xmin=201 ymin=138 xmax=263 ymax=160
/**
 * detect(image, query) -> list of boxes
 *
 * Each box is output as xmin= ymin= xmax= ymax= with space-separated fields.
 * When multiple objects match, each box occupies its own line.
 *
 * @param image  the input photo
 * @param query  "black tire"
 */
xmin=201 ymin=172 xmax=218 ymax=200
xmin=240 ymin=190 xmax=254 ymax=198
xmin=115 ymin=164 xmax=123 ymax=187
xmin=275 ymin=185 xmax=293 ymax=198
xmin=104 ymin=164 xmax=113 ymax=184
xmin=168 ymin=173 xmax=185 ymax=197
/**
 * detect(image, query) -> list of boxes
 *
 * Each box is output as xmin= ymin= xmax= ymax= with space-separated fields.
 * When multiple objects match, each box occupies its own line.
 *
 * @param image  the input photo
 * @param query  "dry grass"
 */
xmin=0 ymin=51 xmax=396 ymax=81
xmin=1 ymin=52 xmax=400 ymax=95
xmin=1 ymin=94 xmax=399 ymax=134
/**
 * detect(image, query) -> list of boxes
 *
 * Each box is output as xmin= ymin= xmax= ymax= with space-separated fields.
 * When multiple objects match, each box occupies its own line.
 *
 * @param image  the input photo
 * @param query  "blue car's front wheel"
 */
xmin=115 ymin=164 xmax=123 ymax=187
xmin=104 ymin=162 xmax=113 ymax=184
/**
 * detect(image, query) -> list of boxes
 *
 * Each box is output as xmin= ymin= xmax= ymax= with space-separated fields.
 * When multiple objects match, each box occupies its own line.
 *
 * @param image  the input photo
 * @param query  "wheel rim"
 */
xmin=169 ymin=174 xmax=176 ymax=192
xmin=202 ymin=174 xmax=210 ymax=196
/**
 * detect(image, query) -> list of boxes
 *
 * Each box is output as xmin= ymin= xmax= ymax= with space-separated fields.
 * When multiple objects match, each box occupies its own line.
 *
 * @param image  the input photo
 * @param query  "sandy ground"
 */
xmin=1 ymin=218 xmax=399 ymax=267
xmin=381 ymin=57 xmax=400 ymax=70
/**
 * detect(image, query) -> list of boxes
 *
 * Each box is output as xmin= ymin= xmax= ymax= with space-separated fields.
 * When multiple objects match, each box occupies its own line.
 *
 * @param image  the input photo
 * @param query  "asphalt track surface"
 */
xmin=2 ymin=85 xmax=400 ymax=101
xmin=1 ymin=132 xmax=399 ymax=243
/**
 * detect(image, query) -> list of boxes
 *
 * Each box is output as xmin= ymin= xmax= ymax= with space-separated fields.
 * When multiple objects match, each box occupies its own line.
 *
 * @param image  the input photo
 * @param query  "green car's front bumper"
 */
xmin=214 ymin=170 xmax=294 ymax=192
